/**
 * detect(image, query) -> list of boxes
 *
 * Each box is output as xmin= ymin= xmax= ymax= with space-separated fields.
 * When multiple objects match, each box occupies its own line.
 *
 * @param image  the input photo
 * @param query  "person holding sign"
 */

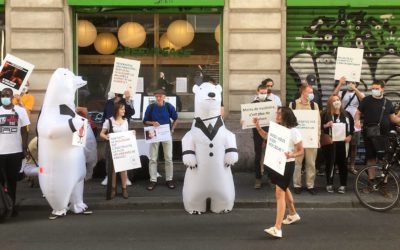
xmin=102 ymin=90 xmax=135 ymax=124
xmin=254 ymin=107 xmax=303 ymax=238
xmin=261 ymin=78 xmax=282 ymax=106
xmin=321 ymin=95 xmax=354 ymax=194
xmin=100 ymin=103 xmax=130 ymax=199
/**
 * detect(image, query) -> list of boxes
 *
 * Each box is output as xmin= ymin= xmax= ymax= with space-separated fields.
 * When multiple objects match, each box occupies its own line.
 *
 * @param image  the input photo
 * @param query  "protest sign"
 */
xmin=334 ymin=47 xmax=364 ymax=82
xmin=144 ymin=124 xmax=172 ymax=143
xmin=109 ymin=131 xmax=141 ymax=172
xmin=110 ymin=57 xmax=141 ymax=95
xmin=264 ymin=122 xmax=290 ymax=176
xmin=332 ymin=123 xmax=346 ymax=141
xmin=72 ymin=117 xmax=88 ymax=147
xmin=241 ymin=102 xmax=276 ymax=129
xmin=142 ymin=96 xmax=176 ymax=115
xmin=0 ymin=54 xmax=34 ymax=94
xmin=131 ymin=93 xmax=142 ymax=119
xmin=293 ymin=110 xmax=319 ymax=148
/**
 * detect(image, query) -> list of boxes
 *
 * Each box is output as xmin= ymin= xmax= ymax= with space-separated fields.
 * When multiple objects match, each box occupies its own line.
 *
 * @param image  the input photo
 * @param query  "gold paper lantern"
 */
xmin=118 ymin=22 xmax=146 ymax=48
xmin=94 ymin=33 xmax=118 ymax=55
xmin=167 ymin=20 xmax=195 ymax=47
xmin=159 ymin=33 xmax=181 ymax=50
xmin=214 ymin=24 xmax=220 ymax=44
xmin=77 ymin=20 xmax=97 ymax=47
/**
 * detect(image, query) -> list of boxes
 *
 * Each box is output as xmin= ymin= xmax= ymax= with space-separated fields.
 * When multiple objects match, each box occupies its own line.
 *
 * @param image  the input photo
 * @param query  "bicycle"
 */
xmin=354 ymin=127 xmax=400 ymax=212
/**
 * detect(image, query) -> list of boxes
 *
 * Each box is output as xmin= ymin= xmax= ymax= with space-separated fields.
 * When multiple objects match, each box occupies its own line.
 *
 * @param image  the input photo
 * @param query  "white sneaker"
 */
xmin=101 ymin=176 xmax=108 ymax=186
xmin=264 ymin=227 xmax=282 ymax=238
xmin=326 ymin=185 xmax=334 ymax=193
xmin=338 ymin=186 xmax=346 ymax=194
xmin=282 ymin=213 xmax=301 ymax=225
xmin=126 ymin=178 xmax=132 ymax=186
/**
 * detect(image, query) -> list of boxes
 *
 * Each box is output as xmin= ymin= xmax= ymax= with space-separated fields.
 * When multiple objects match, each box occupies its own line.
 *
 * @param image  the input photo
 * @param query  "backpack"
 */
xmin=341 ymin=90 xmax=360 ymax=109
xmin=290 ymin=100 xmax=315 ymax=110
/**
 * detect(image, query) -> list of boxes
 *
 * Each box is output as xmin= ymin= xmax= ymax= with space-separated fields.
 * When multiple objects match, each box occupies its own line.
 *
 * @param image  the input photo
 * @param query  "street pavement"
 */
xmin=16 ymin=166 xmax=368 ymax=212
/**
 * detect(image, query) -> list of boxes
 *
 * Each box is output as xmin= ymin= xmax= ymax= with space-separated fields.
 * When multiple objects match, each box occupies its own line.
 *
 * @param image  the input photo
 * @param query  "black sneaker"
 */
xmin=294 ymin=187 xmax=302 ymax=194
xmin=307 ymin=188 xmax=317 ymax=195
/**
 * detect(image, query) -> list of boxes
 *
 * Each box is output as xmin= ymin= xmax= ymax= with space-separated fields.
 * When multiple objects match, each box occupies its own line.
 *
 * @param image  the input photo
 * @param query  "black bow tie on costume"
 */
xmin=194 ymin=116 xmax=223 ymax=141
xmin=59 ymin=104 xmax=76 ymax=117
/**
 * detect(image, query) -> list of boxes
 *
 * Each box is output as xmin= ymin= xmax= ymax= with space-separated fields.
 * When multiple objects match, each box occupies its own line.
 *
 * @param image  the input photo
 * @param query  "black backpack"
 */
xmin=290 ymin=101 xmax=315 ymax=110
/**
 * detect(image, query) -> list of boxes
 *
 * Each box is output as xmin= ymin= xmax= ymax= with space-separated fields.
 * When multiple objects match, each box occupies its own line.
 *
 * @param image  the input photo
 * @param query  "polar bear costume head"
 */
xmin=42 ymin=68 xmax=87 ymax=111
xmin=193 ymin=82 xmax=222 ymax=119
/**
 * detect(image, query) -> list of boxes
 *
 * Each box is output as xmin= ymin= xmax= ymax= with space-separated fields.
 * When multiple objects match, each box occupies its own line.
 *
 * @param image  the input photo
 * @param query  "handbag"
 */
xmin=365 ymin=98 xmax=386 ymax=138
xmin=320 ymin=133 xmax=333 ymax=146
xmin=0 ymin=168 xmax=13 ymax=223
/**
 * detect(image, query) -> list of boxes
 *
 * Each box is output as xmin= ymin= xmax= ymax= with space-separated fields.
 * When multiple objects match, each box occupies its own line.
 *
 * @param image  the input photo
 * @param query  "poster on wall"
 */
xmin=142 ymin=96 xmax=176 ymax=115
xmin=136 ymin=77 xmax=144 ymax=93
xmin=292 ymin=110 xmax=319 ymax=148
xmin=131 ymin=93 xmax=142 ymax=120
xmin=334 ymin=47 xmax=364 ymax=82
xmin=109 ymin=131 xmax=141 ymax=173
xmin=176 ymin=77 xmax=187 ymax=93
xmin=263 ymin=122 xmax=290 ymax=176
xmin=0 ymin=54 xmax=35 ymax=94
xmin=240 ymin=102 xmax=276 ymax=129
xmin=110 ymin=57 xmax=141 ymax=95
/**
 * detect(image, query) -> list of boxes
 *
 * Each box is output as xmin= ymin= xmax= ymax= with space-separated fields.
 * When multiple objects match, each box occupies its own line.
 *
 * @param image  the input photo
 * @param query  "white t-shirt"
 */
xmin=339 ymin=90 xmax=361 ymax=132
xmin=287 ymin=127 xmax=302 ymax=162
xmin=267 ymin=93 xmax=282 ymax=107
xmin=102 ymin=117 xmax=128 ymax=133
xmin=0 ymin=105 xmax=30 ymax=154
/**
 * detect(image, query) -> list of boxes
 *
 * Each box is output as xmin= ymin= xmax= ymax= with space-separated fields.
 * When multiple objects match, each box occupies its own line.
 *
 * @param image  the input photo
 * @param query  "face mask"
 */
xmin=347 ymin=84 xmax=353 ymax=91
xmin=307 ymin=93 xmax=314 ymax=101
xmin=258 ymin=94 xmax=267 ymax=100
xmin=333 ymin=100 xmax=341 ymax=109
xmin=1 ymin=97 xmax=11 ymax=106
xmin=371 ymin=89 xmax=381 ymax=97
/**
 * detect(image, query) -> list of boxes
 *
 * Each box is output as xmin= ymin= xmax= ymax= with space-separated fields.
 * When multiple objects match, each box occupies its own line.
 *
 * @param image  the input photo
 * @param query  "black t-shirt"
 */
xmin=358 ymin=96 xmax=395 ymax=135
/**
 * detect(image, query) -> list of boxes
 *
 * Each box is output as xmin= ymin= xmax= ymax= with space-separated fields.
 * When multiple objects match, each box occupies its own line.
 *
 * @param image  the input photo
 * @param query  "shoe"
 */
xmin=349 ymin=167 xmax=358 ymax=175
xmin=111 ymin=187 xmax=116 ymax=199
xmin=147 ymin=181 xmax=157 ymax=191
xmin=254 ymin=178 xmax=262 ymax=189
xmin=264 ymin=227 xmax=282 ymax=238
xmin=101 ymin=176 xmax=108 ymax=186
xmin=122 ymin=188 xmax=129 ymax=199
xmin=48 ymin=213 xmax=65 ymax=220
xmin=338 ymin=186 xmax=346 ymax=194
xmin=380 ymin=185 xmax=393 ymax=199
xmin=282 ymin=213 xmax=301 ymax=225
xmin=126 ymin=178 xmax=132 ymax=186
xmin=11 ymin=206 xmax=19 ymax=217
xmin=317 ymin=170 xmax=325 ymax=176
xmin=166 ymin=180 xmax=176 ymax=189
xmin=307 ymin=188 xmax=317 ymax=195
xmin=76 ymin=208 xmax=93 ymax=215
xmin=362 ymin=180 xmax=375 ymax=194
xmin=294 ymin=187 xmax=302 ymax=194
xmin=326 ymin=185 xmax=334 ymax=193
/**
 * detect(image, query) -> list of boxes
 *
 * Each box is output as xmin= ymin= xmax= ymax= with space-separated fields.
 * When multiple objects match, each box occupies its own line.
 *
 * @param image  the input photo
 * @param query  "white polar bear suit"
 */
xmin=182 ymin=82 xmax=238 ymax=214
xmin=38 ymin=68 xmax=88 ymax=216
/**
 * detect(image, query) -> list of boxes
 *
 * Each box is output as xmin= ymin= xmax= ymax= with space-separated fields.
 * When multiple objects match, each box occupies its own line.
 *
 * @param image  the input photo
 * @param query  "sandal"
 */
xmin=147 ymin=182 xmax=157 ymax=191
xmin=349 ymin=168 xmax=358 ymax=175
xmin=122 ymin=188 xmax=129 ymax=199
xmin=166 ymin=180 xmax=176 ymax=189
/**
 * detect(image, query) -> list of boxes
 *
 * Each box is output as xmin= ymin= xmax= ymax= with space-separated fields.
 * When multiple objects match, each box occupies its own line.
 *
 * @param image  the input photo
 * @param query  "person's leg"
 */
xmin=336 ymin=143 xmax=348 ymax=187
xmin=305 ymin=148 xmax=317 ymax=189
xmin=274 ymin=185 xmax=286 ymax=230
xmin=162 ymin=140 xmax=174 ymax=182
xmin=293 ymin=154 xmax=305 ymax=188
xmin=285 ymin=189 xmax=297 ymax=216
xmin=323 ymin=145 xmax=333 ymax=186
xmin=253 ymin=139 xmax=263 ymax=179
xmin=120 ymin=171 xmax=128 ymax=198
xmin=149 ymin=142 xmax=160 ymax=183
xmin=5 ymin=153 xmax=23 ymax=205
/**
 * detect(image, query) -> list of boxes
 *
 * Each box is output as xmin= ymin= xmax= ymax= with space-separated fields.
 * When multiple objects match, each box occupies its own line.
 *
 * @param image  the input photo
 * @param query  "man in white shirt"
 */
xmin=261 ymin=78 xmax=282 ymax=107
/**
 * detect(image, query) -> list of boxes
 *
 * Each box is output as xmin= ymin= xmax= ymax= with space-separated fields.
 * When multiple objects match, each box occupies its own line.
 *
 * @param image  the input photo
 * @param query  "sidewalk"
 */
xmin=17 ymin=167 xmax=363 ymax=212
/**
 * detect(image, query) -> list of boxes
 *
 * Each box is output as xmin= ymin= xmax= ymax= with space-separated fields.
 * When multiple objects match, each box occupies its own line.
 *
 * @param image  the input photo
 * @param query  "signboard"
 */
xmin=334 ymin=47 xmax=364 ymax=82
xmin=264 ymin=122 xmax=290 ymax=176
xmin=292 ymin=110 xmax=319 ymax=148
xmin=131 ymin=93 xmax=142 ymax=119
xmin=176 ymin=77 xmax=187 ymax=93
xmin=144 ymin=124 xmax=172 ymax=143
xmin=72 ymin=118 xmax=88 ymax=147
xmin=110 ymin=57 xmax=140 ymax=95
xmin=109 ymin=131 xmax=141 ymax=172
xmin=240 ymin=102 xmax=276 ymax=129
xmin=0 ymin=54 xmax=34 ymax=94
xmin=332 ymin=123 xmax=346 ymax=141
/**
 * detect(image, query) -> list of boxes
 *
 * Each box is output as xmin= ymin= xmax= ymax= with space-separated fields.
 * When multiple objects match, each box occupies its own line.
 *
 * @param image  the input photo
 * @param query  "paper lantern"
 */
xmin=118 ymin=22 xmax=146 ymax=48
xmin=167 ymin=20 xmax=195 ymax=47
xmin=77 ymin=20 xmax=97 ymax=47
xmin=94 ymin=33 xmax=118 ymax=55
xmin=214 ymin=24 xmax=220 ymax=44
xmin=159 ymin=33 xmax=181 ymax=50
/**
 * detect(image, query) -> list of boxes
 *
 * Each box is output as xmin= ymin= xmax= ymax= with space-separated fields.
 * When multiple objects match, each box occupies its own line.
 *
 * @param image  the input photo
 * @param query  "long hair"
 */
xmin=279 ymin=106 xmax=298 ymax=128
xmin=324 ymin=94 xmax=348 ymax=121
xmin=112 ymin=102 xmax=125 ymax=119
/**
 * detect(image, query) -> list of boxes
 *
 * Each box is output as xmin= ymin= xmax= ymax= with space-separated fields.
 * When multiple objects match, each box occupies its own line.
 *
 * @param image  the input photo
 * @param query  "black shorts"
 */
xmin=362 ymin=133 xmax=387 ymax=160
xmin=266 ymin=161 xmax=295 ymax=191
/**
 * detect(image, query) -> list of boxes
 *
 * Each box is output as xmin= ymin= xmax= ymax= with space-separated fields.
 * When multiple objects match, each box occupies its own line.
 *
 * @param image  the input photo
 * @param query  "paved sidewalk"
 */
xmin=16 ymin=166 xmax=364 ymax=212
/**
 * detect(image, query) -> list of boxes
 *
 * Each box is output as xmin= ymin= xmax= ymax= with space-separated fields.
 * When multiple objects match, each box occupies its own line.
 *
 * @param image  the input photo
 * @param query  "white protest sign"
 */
xmin=293 ymin=110 xmax=319 ymax=148
xmin=241 ymin=102 xmax=277 ymax=129
xmin=131 ymin=93 xmax=142 ymax=119
xmin=72 ymin=118 xmax=88 ymax=147
xmin=332 ymin=123 xmax=346 ymax=141
xmin=334 ymin=47 xmax=364 ymax=82
xmin=110 ymin=57 xmax=141 ymax=95
xmin=144 ymin=124 xmax=172 ymax=143
xmin=109 ymin=131 xmax=142 ymax=172
xmin=176 ymin=77 xmax=187 ymax=93
xmin=142 ymin=96 xmax=176 ymax=115
xmin=264 ymin=122 xmax=290 ymax=176
xmin=0 ymin=54 xmax=35 ymax=94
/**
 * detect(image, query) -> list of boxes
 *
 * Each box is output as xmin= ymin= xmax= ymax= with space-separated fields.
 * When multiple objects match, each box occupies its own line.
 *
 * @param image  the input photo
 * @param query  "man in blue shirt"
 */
xmin=143 ymin=89 xmax=178 ymax=191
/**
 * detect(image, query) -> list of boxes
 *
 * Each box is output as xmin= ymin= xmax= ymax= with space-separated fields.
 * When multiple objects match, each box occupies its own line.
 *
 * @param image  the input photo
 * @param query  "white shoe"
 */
xmin=264 ymin=227 xmax=282 ymax=238
xmin=282 ymin=213 xmax=301 ymax=225
xmin=101 ymin=176 xmax=108 ymax=186
xmin=126 ymin=178 xmax=132 ymax=186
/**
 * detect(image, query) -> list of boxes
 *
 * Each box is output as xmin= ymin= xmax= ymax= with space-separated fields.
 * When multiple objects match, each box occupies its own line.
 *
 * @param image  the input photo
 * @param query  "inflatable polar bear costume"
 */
xmin=38 ymin=68 xmax=89 ymax=217
xmin=182 ymin=82 xmax=238 ymax=214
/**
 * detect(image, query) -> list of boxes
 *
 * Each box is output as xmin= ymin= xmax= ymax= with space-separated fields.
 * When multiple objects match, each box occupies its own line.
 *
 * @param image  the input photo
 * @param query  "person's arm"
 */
xmin=333 ymin=76 xmax=346 ymax=95
xmin=99 ymin=128 xmax=109 ymax=140
xmin=354 ymin=109 xmax=362 ymax=129
xmin=21 ymin=126 xmax=28 ymax=157
xmin=253 ymin=117 xmax=268 ymax=140
xmin=351 ymin=84 xmax=365 ymax=101
xmin=171 ymin=119 xmax=178 ymax=133
xmin=285 ymin=141 xmax=304 ymax=159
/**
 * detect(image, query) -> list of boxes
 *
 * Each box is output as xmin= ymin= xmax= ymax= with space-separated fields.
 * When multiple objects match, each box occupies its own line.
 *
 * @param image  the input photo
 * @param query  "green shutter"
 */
xmin=287 ymin=0 xmax=400 ymax=7
xmin=68 ymin=0 xmax=224 ymax=7
xmin=0 ymin=0 xmax=4 ymax=5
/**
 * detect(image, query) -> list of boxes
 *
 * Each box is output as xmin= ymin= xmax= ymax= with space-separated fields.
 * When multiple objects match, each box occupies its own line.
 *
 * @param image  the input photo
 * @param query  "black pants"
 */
xmin=0 ymin=153 xmax=24 ymax=205
xmin=253 ymin=136 xmax=264 ymax=179
xmin=322 ymin=142 xmax=347 ymax=186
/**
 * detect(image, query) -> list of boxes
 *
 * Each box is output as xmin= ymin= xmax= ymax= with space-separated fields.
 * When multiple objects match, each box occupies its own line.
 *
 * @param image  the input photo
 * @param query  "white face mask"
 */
xmin=371 ymin=89 xmax=381 ymax=97
xmin=333 ymin=100 xmax=341 ymax=109
xmin=258 ymin=94 xmax=267 ymax=100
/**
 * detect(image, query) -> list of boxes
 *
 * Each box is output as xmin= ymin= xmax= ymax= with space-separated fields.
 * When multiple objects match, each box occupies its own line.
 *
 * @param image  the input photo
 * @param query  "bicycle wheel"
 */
xmin=355 ymin=165 xmax=400 ymax=212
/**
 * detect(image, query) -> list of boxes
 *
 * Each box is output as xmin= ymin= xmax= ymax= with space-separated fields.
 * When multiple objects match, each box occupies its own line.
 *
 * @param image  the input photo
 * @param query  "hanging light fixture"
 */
xmin=214 ymin=24 xmax=220 ymax=44
xmin=118 ymin=22 xmax=146 ymax=48
xmin=77 ymin=20 xmax=97 ymax=47
xmin=167 ymin=20 xmax=195 ymax=47
xmin=94 ymin=33 xmax=118 ymax=55
xmin=159 ymin=33 xmax=181 ymax=50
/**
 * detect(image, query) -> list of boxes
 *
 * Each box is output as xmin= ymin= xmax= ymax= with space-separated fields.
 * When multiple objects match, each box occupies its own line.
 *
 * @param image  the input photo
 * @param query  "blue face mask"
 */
xmin=307 ymin=93 xmax=314 ymax=101
xmin=1 ymin=97 xmax=11 ymax=106
xmin=371 ymin=89 xmax=381 ymax=97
